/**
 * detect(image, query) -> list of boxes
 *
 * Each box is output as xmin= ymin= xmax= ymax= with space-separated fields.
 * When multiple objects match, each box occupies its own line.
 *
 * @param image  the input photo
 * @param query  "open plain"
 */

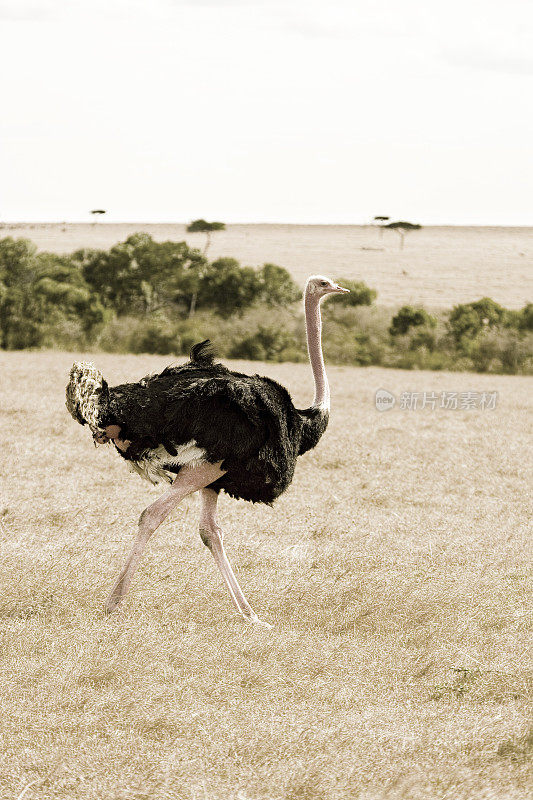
xmin=2 ymin=222 xmax=532 ymax=309
xmin=0 ymin=351 xmax=531 ymax=800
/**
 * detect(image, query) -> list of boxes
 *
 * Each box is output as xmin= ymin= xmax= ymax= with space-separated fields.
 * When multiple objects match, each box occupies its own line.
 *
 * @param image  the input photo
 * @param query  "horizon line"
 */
xmin=2 ymin=220 xmax=532 ymax=228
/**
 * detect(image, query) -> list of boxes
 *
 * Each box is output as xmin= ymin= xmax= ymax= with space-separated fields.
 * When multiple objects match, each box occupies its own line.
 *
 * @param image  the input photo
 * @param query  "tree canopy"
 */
xmin=186 ymin=219 xmax=226 ymax=258
xmin=384 ymin=221 xmax=422 ymax=249
xmin=186 ymin=219 xmax=226 ymax=233
xmin=385 ymin=221 xmax=421 ymax=231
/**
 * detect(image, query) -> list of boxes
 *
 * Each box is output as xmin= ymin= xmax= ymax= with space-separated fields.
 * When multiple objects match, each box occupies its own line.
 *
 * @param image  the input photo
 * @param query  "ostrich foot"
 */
xmin=239 ymin=604 xmax=272 ymax=628
xmin=243 ymin=613 xmax=273 ymax=629
xmin=104 ymin=603 xmax=125 ymax=621
xmin=104 ymin=594 xmax=122 ymax=615
xmin=104 ymin=583 xmax=127 ymax=615
xmin=104 ymin=568 xmax=135 ymax=614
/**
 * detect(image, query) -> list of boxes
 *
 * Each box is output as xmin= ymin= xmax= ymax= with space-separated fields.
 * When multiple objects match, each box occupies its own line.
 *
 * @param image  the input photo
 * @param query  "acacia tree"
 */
xmin=186 ymin=219 xmax=226 ymax=255
xmin=384 ymin=221 xmax=421 ymax=250
xmin=185 ymin=220 xmax=226 ymax=315
xmin=90 ymin=209 xmax=106 ymax=224
xmin=372 ymin=215 xmax=389 ymax=239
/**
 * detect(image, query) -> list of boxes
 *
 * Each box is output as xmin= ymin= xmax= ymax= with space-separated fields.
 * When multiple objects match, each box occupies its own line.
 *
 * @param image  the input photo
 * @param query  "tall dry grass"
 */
xmin=0 ymin=351 xmax=531 ymax=799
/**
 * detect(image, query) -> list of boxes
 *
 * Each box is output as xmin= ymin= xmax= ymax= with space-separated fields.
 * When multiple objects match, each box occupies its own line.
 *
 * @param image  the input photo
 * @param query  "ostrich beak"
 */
xmin=332 ymin=284 xmax=350 ymax=293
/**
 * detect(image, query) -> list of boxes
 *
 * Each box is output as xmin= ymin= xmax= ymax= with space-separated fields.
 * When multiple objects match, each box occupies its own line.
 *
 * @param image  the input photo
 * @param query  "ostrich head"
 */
xmin=305 ymin=275 xmax=350 ymax=298
xmin=66 ymin=361 xmax=108 ymax=433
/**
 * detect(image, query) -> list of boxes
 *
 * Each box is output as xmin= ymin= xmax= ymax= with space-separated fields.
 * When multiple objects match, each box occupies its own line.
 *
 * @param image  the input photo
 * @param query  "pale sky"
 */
xmin=0 ymin=0 xmax=532 ymax=224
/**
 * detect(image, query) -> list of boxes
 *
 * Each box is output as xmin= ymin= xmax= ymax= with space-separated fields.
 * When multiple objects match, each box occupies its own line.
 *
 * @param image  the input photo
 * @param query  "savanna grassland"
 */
xmin=0 ymin=351 xmax=531 ymax=800
xmin=4 ymin=222 xmax=533 ymax=308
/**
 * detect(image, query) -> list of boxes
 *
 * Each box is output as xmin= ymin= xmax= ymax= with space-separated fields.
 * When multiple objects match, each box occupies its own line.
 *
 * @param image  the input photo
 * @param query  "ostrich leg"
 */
xmin=105 ymin=462 xmax=225 ymax=614
xmin=199 ymin=488 xmax=272 ymax=628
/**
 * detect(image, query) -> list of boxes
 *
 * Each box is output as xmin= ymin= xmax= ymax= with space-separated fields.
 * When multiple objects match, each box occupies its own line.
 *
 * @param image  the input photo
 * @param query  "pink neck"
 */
xmin=304 ymin=290 xmax=329 ymax=410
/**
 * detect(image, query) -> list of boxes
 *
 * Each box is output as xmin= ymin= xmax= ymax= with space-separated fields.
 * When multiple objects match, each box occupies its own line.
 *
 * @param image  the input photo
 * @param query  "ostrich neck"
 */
xmin=305 ymin=291 xmax=329 ymax=411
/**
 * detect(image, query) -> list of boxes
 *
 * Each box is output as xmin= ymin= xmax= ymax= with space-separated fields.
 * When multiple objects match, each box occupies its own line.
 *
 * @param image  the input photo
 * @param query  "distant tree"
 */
xmin=90 ymin=210 xmax=106 ymax=224
xmin=372 ymin=215 xmax=390 ymax=239
xmin=389 ymin=305 xmax=436 ymax=336
xmin=186 ymin=219 xmax=226 ymax=255
xmin=330 ymin=278 xmax=377 ymax=306
xmin=185 ymin=220 xmax=226 ymax=314
xmin=384 ymin=221 xmax=422 ymax=250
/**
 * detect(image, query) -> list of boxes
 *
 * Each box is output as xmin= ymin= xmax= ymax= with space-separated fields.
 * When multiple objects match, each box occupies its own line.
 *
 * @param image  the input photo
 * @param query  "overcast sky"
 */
xmin=0 ymin=0 xmax=532 ymax=224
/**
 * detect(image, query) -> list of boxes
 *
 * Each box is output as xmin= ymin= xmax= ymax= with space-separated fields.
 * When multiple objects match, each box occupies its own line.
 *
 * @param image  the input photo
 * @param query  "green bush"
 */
xmin=0 ymin=234 xmax=531 ymax=375
xmin=505 ymin=303 xmax=533 ymax=332
xmin=0 ymin=238 xmax=106 ymax=349
xmin=469 ymin=328 xmax=533 ymax=375
xmin=390 ymin=306 xmax=436 ymax=336
xmin=409 ymin=330 xmax=436 ymax=351
xmin=127 ymin=320 xmax=180 ymax=355
xmin=521 ymin=303 xmax=533 ymax=331
xmin=448 ymin=298 xmax=506 ymax=344
xmin=38 ymin=318 xmax=89 ymax=350
xmin=229 ymin=325 xmax=300 ymax=362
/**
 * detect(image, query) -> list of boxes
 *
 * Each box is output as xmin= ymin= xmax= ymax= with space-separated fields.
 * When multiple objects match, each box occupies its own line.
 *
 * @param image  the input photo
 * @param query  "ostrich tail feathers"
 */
xmin=189 ymin=339 xmax=216 ymax=366
xmin=66 ymin=362 xmax=109 ymax=431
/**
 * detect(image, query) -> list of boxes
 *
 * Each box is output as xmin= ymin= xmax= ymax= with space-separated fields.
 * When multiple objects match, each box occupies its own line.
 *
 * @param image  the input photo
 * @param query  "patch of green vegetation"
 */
xmin=1 ymin=234 xmax=531 ymax=373
xmin=431 ymin=667 xmax=482 ymax=700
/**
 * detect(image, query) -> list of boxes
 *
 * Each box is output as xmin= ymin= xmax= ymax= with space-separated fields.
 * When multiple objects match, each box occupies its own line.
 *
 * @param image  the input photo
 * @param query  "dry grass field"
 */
xmin=0 ymin=350 xmax=531 ymax=800
xmin=3 ymin=223 xmax=532 ymax=309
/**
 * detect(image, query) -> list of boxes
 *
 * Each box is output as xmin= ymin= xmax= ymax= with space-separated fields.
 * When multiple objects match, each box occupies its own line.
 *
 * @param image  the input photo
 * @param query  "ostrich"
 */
xmin=65 ymin=275 xmax=348 ymax=625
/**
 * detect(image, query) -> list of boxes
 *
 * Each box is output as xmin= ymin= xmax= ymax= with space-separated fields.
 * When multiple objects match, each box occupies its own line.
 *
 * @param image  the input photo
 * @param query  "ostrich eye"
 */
xmin=320 ymin=280 xmax=328 ymax=286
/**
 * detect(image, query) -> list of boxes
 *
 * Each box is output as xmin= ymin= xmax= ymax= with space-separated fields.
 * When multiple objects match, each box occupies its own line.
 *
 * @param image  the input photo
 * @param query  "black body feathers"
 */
xmin=69 ymin=341 xmax=329 ymax=504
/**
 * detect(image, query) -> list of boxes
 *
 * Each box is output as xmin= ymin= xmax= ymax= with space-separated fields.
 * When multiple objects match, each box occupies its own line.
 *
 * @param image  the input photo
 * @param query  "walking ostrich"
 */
xmin=66 ymin=275 xmax=348 ymax=625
